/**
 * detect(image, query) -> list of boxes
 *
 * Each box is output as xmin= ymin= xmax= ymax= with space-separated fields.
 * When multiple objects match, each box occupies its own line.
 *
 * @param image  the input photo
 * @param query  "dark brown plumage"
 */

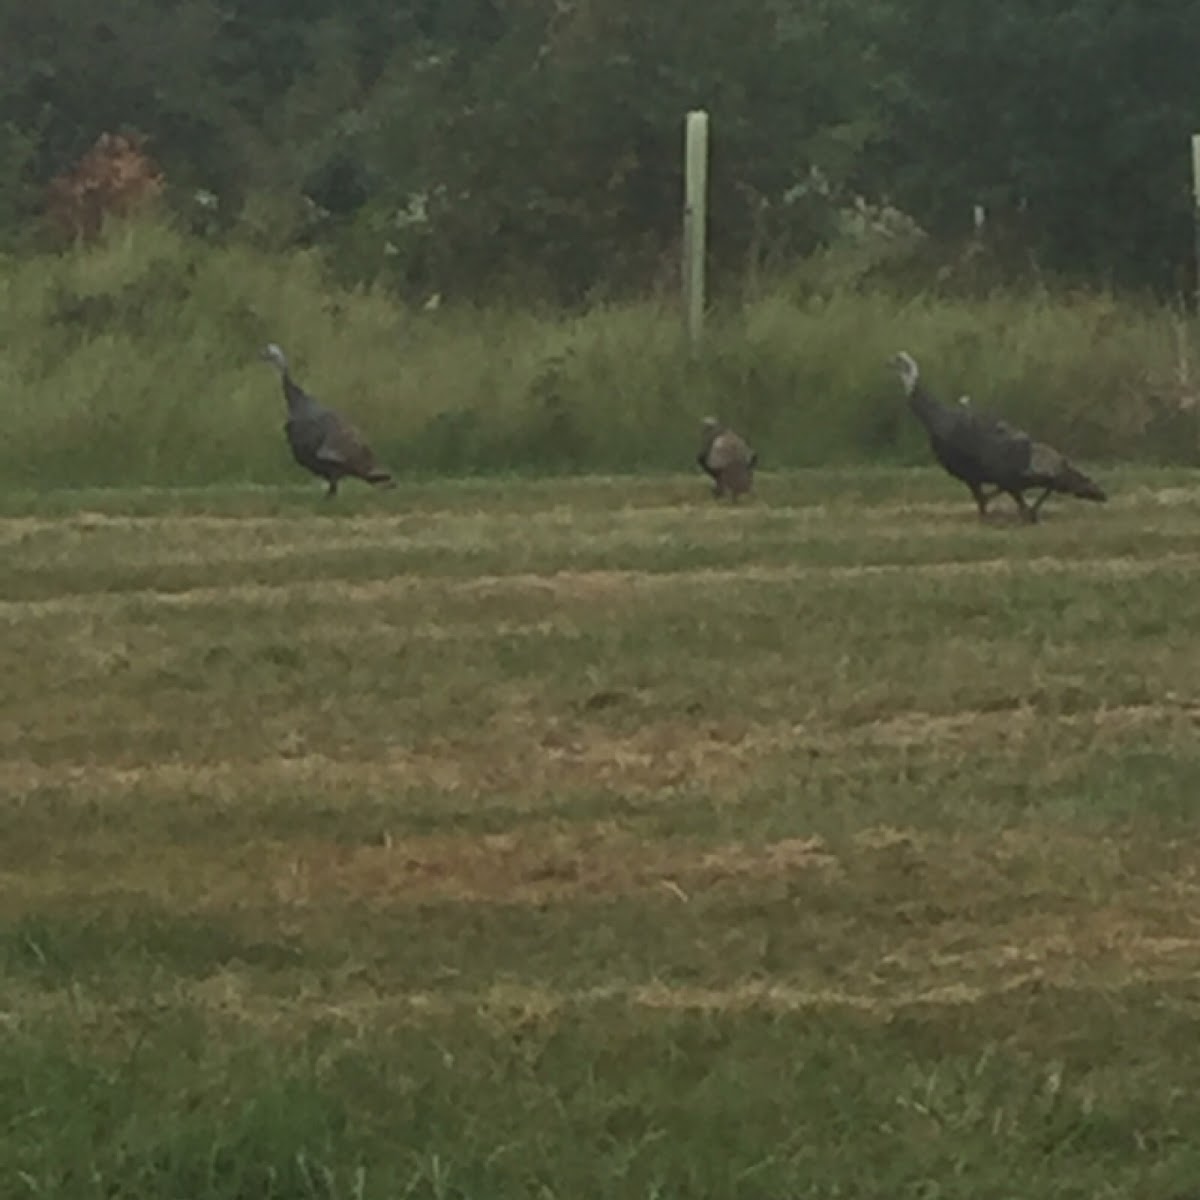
xmin=889 ymin=351 xmax=1106 ymax=523
xmin=260 ymin=344 xmax=393 ymax=498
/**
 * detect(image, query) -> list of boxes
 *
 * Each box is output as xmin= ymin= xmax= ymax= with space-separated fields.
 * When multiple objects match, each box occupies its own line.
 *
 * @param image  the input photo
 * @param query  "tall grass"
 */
xmin=1 ymin=220 xmax=1197 ymax=488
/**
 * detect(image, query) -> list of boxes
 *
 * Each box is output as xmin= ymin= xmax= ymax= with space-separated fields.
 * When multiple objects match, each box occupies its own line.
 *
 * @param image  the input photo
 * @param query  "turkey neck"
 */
xmin=281 ymin=371 xmax=317 ymax=417
xmin=905 ymin=379 xmax=952 ymax=433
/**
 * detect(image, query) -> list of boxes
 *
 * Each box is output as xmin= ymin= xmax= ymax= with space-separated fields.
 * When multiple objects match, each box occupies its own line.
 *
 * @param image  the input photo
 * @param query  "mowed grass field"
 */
xmin=4 ymin=466 xmax=1200 ymax=1198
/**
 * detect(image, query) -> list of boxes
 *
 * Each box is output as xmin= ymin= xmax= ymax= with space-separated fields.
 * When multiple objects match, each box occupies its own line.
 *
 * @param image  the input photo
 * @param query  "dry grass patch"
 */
xmin=274 ymin=829 xmax=837 ymax=907
xmin=6 ymin=552 xmax=1200 ymax=622
xmin=5 ymin=699 xmax=1198 ymax=798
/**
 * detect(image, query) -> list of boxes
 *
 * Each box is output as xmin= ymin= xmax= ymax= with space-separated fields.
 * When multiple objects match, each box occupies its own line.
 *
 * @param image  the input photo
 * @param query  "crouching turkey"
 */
xmin=697 ymin=418 xmax=757 ymax=501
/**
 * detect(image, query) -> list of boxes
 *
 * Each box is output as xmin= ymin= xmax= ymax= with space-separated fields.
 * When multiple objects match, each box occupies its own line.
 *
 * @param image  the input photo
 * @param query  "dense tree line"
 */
xmin=2 ymin=0 xmax=1198 ymax=300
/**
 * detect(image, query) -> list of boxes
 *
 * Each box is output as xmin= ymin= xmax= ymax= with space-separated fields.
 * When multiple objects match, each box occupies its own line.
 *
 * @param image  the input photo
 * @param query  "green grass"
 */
xmin=4 ymin=468 xmax=1200 ymax=1197
xmin=3 ymin=220 xmax=1200 ymax=488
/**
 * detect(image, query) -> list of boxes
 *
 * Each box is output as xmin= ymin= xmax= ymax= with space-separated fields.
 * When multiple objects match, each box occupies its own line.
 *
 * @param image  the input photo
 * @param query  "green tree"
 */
xmin=867 ymin=0 xmax=1200 ymax=291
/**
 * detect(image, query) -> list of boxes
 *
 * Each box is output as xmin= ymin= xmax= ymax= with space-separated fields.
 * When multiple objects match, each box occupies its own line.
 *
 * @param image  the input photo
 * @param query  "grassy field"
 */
xmin=4 ymin=466 xmax=1200 ymax=1198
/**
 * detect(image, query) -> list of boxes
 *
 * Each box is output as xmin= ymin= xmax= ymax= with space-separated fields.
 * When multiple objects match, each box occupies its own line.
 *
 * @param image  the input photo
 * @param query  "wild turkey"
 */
xmin=260 ymin=344 xmax=393 ymax=498
xmin=888 ymin=351 xmax=1106 ymax=523
xmin=697 ymin=418 xmax=757 ymax=500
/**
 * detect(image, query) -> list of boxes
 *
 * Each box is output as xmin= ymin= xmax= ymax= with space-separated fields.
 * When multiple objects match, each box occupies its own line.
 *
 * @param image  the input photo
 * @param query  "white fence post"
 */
xmin=682 ymin=111 xmax=709 ymax=356
xmin=1191 ymin=134 xmax=1200 ymax=308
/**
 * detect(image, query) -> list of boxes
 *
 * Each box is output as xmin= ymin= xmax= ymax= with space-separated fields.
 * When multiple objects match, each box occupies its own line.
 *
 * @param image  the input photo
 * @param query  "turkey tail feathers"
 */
xmin=1058 ymin=463 xmax=1106 ymax=502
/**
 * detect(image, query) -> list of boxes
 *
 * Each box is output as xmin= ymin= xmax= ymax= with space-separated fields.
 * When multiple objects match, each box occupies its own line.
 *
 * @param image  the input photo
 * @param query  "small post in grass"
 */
xmin=682 ymin=110 xmax=709 ymax=357
xmin=1192 ymin=134 xmax=1200 ymax=310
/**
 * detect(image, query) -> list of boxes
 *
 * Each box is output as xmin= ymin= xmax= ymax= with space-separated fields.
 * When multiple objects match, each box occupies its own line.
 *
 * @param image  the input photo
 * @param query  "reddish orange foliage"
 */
xmin=45 ymin=132 xmax=165 ymax=242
